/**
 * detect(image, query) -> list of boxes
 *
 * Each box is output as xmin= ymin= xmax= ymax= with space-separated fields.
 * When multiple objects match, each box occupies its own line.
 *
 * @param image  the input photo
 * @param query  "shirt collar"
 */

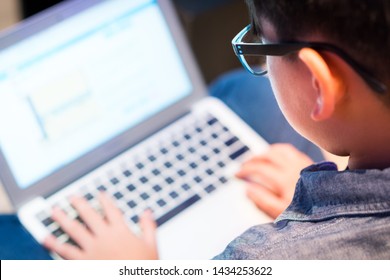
xmin=276 ymin=161 xmax=390 ymax=223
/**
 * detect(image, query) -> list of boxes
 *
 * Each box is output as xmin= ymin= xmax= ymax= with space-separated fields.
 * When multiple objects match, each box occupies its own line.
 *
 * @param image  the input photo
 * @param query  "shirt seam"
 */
xmin=259 ymin=218 xmax=345 ymax=257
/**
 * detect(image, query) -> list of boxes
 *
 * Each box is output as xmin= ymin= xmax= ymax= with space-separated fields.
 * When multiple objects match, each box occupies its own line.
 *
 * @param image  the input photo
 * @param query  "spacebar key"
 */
xmin=156 ymin=194 xmax=201 ymax=227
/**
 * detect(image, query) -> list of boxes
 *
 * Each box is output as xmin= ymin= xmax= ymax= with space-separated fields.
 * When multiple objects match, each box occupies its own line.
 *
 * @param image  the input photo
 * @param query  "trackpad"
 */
xmin=156 ymin=181 xmax=272 ymax=259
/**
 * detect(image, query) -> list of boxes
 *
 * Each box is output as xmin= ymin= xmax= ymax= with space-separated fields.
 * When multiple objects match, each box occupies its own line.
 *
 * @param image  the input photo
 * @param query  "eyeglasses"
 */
xmin=232 ymin=25 xmax=387 ymax=94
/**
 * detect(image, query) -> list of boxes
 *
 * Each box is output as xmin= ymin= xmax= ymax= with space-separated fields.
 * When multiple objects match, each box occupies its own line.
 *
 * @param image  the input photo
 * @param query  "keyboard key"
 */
xmin=157 ymin=199 xmax=167 ymax=207
xmin=160 ymin=148 xmax=168 ymax=154
xmin=127 ymin=184 xmax=136 ymax=192
xmin=194 ymin=176 xmax=202 ymax=183
xmin=164 ymin=161 xmax=173 ymax=168
xmin=148 ymin=155 xmax=157 ymax=162
xmin=176 ymin=154 xmax=184 ymax=161
xmin=211 ymin=133 xmax=219 ymax=139
xmin=188 ymin=147 xmax=196 ymax=154
xmin=199 ymin=140 xmax=207 ymax=146
xmin=65 ymin=237 xmax=78 ymax=247
xmin=131 ymin=215 xmax=139 ymax=224
xmin=165 ymin=177 xmax=174 ymax=184
xmin=172 ymin=141 xmax=180 ymax=147
xmin=189 ymin=162 xmax=198 ymax=169
xmin=123 ymin=170 xmax=132 ymax=177
xmin=184 ymin=134 xmax=191 ymax=140
xmin=84 ymin=193 xmax=94 ymax=201
xmin=207 ymin=118 xmax=218 ymax=126
xmin=217 ymin=161 xmax=226 ymax=168
xmin=127 ymin=200 xmax=137 ymax=209
xmin=205 ymin=184 xmax=216 ymax=193
xmin=206 ymin=168 xmax=214 ymax=175
xmin=41 ymin=217 xmax=54 ymax=227
xmin=139 ymin=176 xmax=149 ymax=184
xmin=97 ymin=185 xmax=107 ymax=191
xmin=153 ymin=185 xmax=162 ymax=192
xmin=225 ymin=136 xmax=239 ymax=147
xmin=52 ymin=227 xmax=65 ymax=237
xmin=169 ymin=191 xmax=179 ymax=199
xmin=114 ymin=192 xmax=123 ymax=199
xmin=136 ymin=162 xmax=144 ymax=170
xmin=201 ymin=155 xmax=209 ymax=162
xmin=181 ymin=184 xmax=191 ymax=191
xmin=229 ymin=146 xmax=250 ymax=160
xmin=213 ymin=148 xmax=221 ymax=154
xmin=219 ymin=176 xmax=228 ymax=184
xmin=140 ymin=192 xmax=150 ymax=200
xmin=110 ymin=177 xmax=119 ymax=185
xmin=152 ymin=169 xmax=161 ymax=176
xmin=177 ymin=169 xmax=186 ymax=176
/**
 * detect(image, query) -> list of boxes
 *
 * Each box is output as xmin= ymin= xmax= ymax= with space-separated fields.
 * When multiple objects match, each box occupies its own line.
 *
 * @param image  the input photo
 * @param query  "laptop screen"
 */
xmin=0 ymin=0 xmax=193 ymax=189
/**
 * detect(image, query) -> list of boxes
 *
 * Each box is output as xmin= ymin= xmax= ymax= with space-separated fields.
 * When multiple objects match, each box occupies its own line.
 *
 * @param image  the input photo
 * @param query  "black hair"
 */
xmin=245 ymin=0 xmax=390 ymax=87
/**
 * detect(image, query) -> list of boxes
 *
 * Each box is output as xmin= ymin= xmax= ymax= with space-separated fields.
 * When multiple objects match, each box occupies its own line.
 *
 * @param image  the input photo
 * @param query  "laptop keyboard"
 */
xmin=35 ymin=112 xmax=251 ymax=245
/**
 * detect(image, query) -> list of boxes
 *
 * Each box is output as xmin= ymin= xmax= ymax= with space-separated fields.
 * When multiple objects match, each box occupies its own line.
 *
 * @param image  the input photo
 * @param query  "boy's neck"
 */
xmin=347 ymin=142 xmax=390 ymax=170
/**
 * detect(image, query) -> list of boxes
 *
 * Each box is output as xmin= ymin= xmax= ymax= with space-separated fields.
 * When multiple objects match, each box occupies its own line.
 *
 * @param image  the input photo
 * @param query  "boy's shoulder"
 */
xmin=214 ymin=162 xmax=390 ymax=260
xmin=215 ymin=213 xmax=390 ymax=259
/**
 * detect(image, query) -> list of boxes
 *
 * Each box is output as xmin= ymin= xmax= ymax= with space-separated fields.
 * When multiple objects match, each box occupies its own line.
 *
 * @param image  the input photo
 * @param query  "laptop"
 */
xmin=0 ymin=0 xmax=271 ymax=259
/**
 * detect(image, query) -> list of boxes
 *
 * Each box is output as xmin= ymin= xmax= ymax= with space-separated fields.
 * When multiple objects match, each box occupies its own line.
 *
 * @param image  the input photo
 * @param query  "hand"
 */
xmin=43 ymin=192 xmax=158 ymax=260
xmin=236 ymin=143 xmax=313 ymax=219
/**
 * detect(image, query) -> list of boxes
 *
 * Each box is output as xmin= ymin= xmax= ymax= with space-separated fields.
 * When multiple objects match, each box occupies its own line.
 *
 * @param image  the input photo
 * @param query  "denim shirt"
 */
xmin=214 ymin=162 xmax=390 ymax=259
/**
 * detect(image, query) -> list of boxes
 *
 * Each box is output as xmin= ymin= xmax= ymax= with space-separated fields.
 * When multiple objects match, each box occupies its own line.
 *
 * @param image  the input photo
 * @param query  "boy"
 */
xmin=44 ymin=0 xmax=390 ymax=259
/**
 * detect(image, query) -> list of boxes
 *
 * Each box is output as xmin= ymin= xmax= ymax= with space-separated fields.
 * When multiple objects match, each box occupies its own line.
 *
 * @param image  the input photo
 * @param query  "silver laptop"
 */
xmin=0 ymin=0 xmax=271 ymax=259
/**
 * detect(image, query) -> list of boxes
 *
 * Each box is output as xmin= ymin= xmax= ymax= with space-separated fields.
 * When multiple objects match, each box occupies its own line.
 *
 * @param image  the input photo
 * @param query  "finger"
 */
xmin=236 ymin=157 xmax=269 ymax=178
xmin=270 ymin=143 xmax=313 ymax=166
xmin=244 ymin=151 xmax=285 ymax=168
xmin=246 ymin=183 xmax=289 ymax=219
xmin=241 ymin=144 xmax=311 ymax=170
xmin=239 ymin=146 xmax=284 ymax=168
xmin=237 ymin=160 xmax=273 ymax=178
xmin=237 ymin=164 xmax=283 ymax=192
xmin=70 ymin=196 xmax=106 ymax=234
xmin=238 ymin=155 xmax=272 ymax=169
xmin=236 ymin=156 xmax=277 ymax=179
xmin=51 ymin=207 xmax=92 ymax=247
xmin=43 ymin=235 xmax=84 ymax=259
xmin=98 ymin=192 xmax=123 ymax=224
xmin=139 ymin=210 xmax=157 ymax=247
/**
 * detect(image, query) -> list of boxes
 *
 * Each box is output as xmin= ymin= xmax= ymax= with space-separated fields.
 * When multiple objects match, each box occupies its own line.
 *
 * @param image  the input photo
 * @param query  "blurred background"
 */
xmin=0 ymin=0 xmax=249 ymax=83
xmin=0 ymin=0 xmax=250 ymax=212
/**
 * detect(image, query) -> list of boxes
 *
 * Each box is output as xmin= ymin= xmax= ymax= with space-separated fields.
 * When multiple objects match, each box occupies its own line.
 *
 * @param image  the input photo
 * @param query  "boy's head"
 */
xmin=246 ymin=0 xmax=390 ymax=85
xmin=241 ymin=0 xmax=390 ymax=169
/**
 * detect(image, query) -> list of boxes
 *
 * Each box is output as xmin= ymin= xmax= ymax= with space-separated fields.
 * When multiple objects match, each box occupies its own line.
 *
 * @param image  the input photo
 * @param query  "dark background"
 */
xmin=19 ymin=0 xmax=249 ymax=83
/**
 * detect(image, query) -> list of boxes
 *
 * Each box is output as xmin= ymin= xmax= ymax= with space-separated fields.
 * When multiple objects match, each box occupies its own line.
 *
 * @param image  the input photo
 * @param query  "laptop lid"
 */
xmin=0 ymin=0 xmax=207 ymax=209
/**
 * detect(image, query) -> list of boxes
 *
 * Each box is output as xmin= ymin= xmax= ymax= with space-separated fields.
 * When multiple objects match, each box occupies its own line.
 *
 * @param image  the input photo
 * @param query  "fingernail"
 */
xmin=144 ymin=209 xmax=154 ymax=218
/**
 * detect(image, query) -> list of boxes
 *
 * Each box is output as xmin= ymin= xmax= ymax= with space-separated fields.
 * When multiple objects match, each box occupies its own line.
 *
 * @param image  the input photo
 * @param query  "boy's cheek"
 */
xmin=267 ymin=61 xmax=317 ymax=137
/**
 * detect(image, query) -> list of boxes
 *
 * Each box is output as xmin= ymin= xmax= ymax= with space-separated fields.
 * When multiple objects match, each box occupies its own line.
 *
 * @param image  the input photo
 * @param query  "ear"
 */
xmin=298 ymin=48 xmax=346 ymax=121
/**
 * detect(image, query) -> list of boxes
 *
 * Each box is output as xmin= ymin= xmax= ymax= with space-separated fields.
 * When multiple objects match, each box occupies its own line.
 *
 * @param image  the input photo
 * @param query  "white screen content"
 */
xmin=0 ymin=0 xmax=192 ymax=188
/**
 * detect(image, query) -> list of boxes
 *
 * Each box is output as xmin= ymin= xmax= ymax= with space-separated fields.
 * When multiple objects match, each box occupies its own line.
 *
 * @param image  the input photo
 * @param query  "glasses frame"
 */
xmin=232 ymin=25 xmax=387 ymax=94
